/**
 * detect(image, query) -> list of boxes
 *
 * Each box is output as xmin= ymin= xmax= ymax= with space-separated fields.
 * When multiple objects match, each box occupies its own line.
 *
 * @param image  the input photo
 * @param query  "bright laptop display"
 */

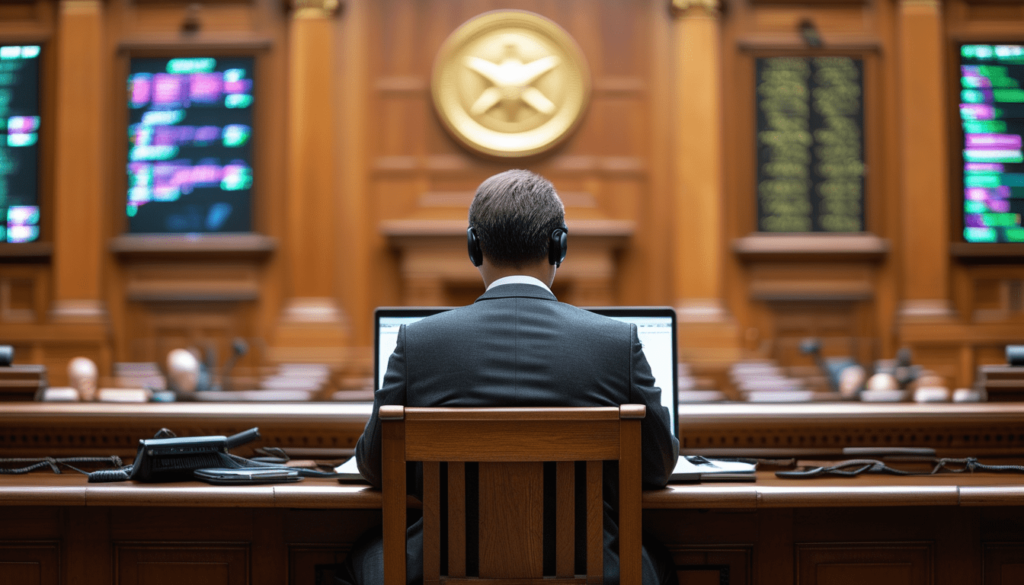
xmin=374 ymin=306 xmax=679 ymax=438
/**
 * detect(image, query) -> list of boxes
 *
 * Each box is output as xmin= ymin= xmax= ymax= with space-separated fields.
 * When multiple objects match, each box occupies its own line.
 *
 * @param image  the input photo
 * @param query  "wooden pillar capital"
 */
xmin=287 ymin=0 xmax=341 ymax=18
xmin=671 ymin=0 xmax=719 ymax=18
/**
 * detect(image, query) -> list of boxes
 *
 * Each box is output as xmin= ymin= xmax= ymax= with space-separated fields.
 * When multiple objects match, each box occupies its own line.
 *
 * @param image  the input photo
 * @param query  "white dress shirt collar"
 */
xmin=486 ymin=275 xmax=552 ymax=293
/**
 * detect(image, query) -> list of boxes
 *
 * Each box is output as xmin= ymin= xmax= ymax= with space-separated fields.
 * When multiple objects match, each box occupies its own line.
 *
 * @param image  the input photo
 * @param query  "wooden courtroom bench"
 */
xmin=2 ymin=473 xmax=1024 ymax=584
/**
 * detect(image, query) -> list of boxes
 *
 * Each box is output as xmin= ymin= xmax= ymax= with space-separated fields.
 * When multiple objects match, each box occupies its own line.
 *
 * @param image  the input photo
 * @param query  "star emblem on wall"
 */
xmin=464 ymin=45 xmax=560 ymax=121
xmin=431 ymin=10 xmax=591 ymax=158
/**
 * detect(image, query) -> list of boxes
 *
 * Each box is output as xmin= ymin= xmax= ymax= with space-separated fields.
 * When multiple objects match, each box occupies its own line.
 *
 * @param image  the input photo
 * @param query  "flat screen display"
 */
xmin=0 ymin=45 xmax=41 ymax=243
xmin=756 ymin=56 xmax=865 ymax=233
xmin=126 ymin=56 xmax=254 ymax=234
xmin=960 ymin=45 xmax=1024 ymax=243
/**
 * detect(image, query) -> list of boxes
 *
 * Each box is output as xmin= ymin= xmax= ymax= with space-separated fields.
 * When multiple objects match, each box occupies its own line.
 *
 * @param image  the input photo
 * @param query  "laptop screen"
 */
xmin=374 ymin=306 xmax=678 ymax=437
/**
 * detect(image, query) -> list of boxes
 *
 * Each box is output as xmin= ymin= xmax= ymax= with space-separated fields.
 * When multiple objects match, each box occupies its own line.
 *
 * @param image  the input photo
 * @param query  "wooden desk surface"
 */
xmin=3 ymin=471 xmax=1023 ymax=509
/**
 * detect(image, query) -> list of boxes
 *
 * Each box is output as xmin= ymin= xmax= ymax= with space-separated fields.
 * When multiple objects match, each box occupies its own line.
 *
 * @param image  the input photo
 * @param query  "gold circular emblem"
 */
xmin=432 ymin=10 xmax=591 ymax=158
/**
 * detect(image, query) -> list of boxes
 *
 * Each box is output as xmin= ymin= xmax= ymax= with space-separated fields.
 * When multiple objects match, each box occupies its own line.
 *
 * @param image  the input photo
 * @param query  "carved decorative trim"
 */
xmin=288 ymin=0 xmax=341 ymax=17
xmin=748 ymin=0 xmax=867 ymax=4
xmin=671 ymin=0 xmax=719 ymax=16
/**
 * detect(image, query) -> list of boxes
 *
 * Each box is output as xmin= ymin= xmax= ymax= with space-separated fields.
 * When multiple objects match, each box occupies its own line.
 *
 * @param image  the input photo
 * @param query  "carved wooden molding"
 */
xmin=110 ymin=234 xmax=276 ymax=261
xmin=748 ymin=0 xmax=868 ymax=4
xmin=287 ymin=0 xmax=341 ymax=17
xmin=0 ymin=243 xmax=52 ymax=262
xmin=671 ymin=0 xmax=719 ymax=15
xmin=733 ymin=234 xmax=890 ymax=262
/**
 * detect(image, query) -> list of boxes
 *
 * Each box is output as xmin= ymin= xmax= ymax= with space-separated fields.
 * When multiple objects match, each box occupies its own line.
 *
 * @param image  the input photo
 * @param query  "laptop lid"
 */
xmin=585 ymin=307 xmax=678 ymax=439
xmin=373 ymin=305 xmax=679 ymax=438
xmin=374 ymin=307 xmax=451 ymax=393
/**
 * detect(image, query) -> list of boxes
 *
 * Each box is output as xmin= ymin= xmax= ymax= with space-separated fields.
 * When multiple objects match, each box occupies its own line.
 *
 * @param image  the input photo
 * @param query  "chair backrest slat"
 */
xmin=381 ymin=405 xmax=644 ymax=585
xmin=555 ymin=461 xmax=575 ymax=578
xmin=423 ymin=461 xmax=441 ymax=585
xmin=478 ymin=461 xmax=544 ymax=578
xmin=585 ymin=460 xmax=603 ymax=584
xmin=618 ymin=418 xmax=643 ymax=585
xmin=447 ymin=461 xmax=467 ymax=578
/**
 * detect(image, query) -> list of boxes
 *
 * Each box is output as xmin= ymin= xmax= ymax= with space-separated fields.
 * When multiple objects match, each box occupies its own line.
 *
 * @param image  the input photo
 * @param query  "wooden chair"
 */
xmin=380 ymin=404 xmax=646 ymax=585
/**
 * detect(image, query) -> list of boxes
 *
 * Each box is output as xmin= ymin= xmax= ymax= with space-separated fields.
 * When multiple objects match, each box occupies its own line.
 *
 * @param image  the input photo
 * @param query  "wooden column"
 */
xmin=271 ymin=0 xmax=349 ymax=364
xmin=671 ymin=0 xmax=739 ymax=364
xmin=897 ymin=0 xmax=951 ymax=320
xmin=51 ymin=0 xmax=105 ymax=324
xmin=338 ymin=0 xmax=371 ymax=349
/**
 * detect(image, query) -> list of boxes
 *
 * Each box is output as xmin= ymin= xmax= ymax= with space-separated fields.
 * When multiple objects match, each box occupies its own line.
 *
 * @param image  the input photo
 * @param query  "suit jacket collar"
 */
xmin=475 ymin=283 xmax=558 ymax=303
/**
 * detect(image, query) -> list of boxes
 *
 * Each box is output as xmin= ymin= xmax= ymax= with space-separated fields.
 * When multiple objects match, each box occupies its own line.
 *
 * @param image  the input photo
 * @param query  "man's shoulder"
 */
xmin=405 ymin=298 xmax=633 ymax=337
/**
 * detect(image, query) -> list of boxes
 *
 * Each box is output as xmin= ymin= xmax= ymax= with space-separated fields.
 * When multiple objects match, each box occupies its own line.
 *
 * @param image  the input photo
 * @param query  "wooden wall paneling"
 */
xmin=0 ymin=0 xmax=55 ymax=34
xmin=795 ymin=542 xmax=933 ymax=585
xmin=756 ymin=509 xmax=794 ymax=585
xmin=104 ymin=0 xmax=290 ymax=369
xmin=671 ymin=546 xmax=752 ymax=585
xmin=115 ymin=542 xmax=250 ymax=585
xmin=0 ymin=264 xmax=48 ymax=323
xmin=288 ymin=545 xmax=354 ymax=585
xmin=721 ymin=0 xmax=898 ymax=373
xmin=364 ymin=0 xmax=658 ymax=325
xmin=984 ymin=544 xmax=1024 ymax=585
xmin=0 ymin=541 xmax=60 ymax=585
xmin=66 ymin=507 xmax=111 ymax=585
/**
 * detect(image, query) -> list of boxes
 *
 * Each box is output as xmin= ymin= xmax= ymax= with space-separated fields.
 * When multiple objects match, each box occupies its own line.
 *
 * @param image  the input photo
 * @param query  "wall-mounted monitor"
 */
xmin=126 ymin=56 xmax=253 ymax=234
xmin=960 ymin=45 xmax=1024 ymax=243
xmin=755 ymin=56 xmax=865 ymax=233
xmin=0 ymin=45 xmax=41 ymax=243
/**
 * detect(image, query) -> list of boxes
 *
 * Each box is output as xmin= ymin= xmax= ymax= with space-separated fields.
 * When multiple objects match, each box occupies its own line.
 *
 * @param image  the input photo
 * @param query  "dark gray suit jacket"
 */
xmin=353 ymin=283 xmax=679 ymax=585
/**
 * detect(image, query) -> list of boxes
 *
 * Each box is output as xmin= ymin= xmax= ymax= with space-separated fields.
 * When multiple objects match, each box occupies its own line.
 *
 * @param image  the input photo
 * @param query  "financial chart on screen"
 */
xmin=126 ymin=56 xmax=254 ymax=234
xmin=0 ymin=45 xmax=41 ymax=244
xmin=960 ymin=45 xmax=1024 ymax=243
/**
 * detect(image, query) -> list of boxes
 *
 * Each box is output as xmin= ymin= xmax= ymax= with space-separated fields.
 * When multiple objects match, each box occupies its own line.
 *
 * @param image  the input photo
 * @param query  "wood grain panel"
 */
xmin=115 ymin=542 xmax=249 ymax=585
xmin=288 ymin=545 xmax=349 ymax=585
xmin=984 ymin=543 xmax=1024 ymax=585
xmin=478 ymin=461 xmax=544 ymax=579
xmin=404 ymin=419 xmax=619 ymax=462
xmin=0 ymin=541 xmax=59 ymax=585
xmin=356 ymin=0 xmax=667 ymax=341
xmin=671 ymin=546 xmax=752 ymax=585
xmin=796 ymin=543 xmax=932 ymax=585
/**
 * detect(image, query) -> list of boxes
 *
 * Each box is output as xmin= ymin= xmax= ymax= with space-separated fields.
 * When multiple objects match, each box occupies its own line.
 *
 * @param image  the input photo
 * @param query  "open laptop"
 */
xmin=374 ymin=306 xmax=678 ymax=438
xmin=342 ymin=306 xmax=748 ymax=482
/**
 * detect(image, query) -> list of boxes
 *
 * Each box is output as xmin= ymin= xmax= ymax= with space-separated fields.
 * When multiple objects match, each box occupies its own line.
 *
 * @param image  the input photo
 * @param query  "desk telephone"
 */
xmin=88 ymin=427 xmax=265 ymax=483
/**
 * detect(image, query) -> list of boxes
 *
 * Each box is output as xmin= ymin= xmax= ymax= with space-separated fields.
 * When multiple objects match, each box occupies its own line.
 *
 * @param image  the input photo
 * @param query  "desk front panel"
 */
xmin=3 ymin=475 xmax=1024 ymax=585
xmin=5 ymin=402 xmax=1024 ymax=459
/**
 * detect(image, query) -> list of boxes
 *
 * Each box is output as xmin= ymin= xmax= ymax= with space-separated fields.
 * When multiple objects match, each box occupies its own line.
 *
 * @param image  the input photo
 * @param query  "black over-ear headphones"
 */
xmin=467 ymin=227 xmax=484 ymax=267
xmin=549 ymin=225 xmax=568 ymax=268
xmin=467 ymin=225 xmax=569 ymax=268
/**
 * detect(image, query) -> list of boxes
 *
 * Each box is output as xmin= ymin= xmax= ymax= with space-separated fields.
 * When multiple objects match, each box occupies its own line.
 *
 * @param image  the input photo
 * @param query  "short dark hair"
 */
xmin=468 ymin=170 xmax=565 ymax=268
